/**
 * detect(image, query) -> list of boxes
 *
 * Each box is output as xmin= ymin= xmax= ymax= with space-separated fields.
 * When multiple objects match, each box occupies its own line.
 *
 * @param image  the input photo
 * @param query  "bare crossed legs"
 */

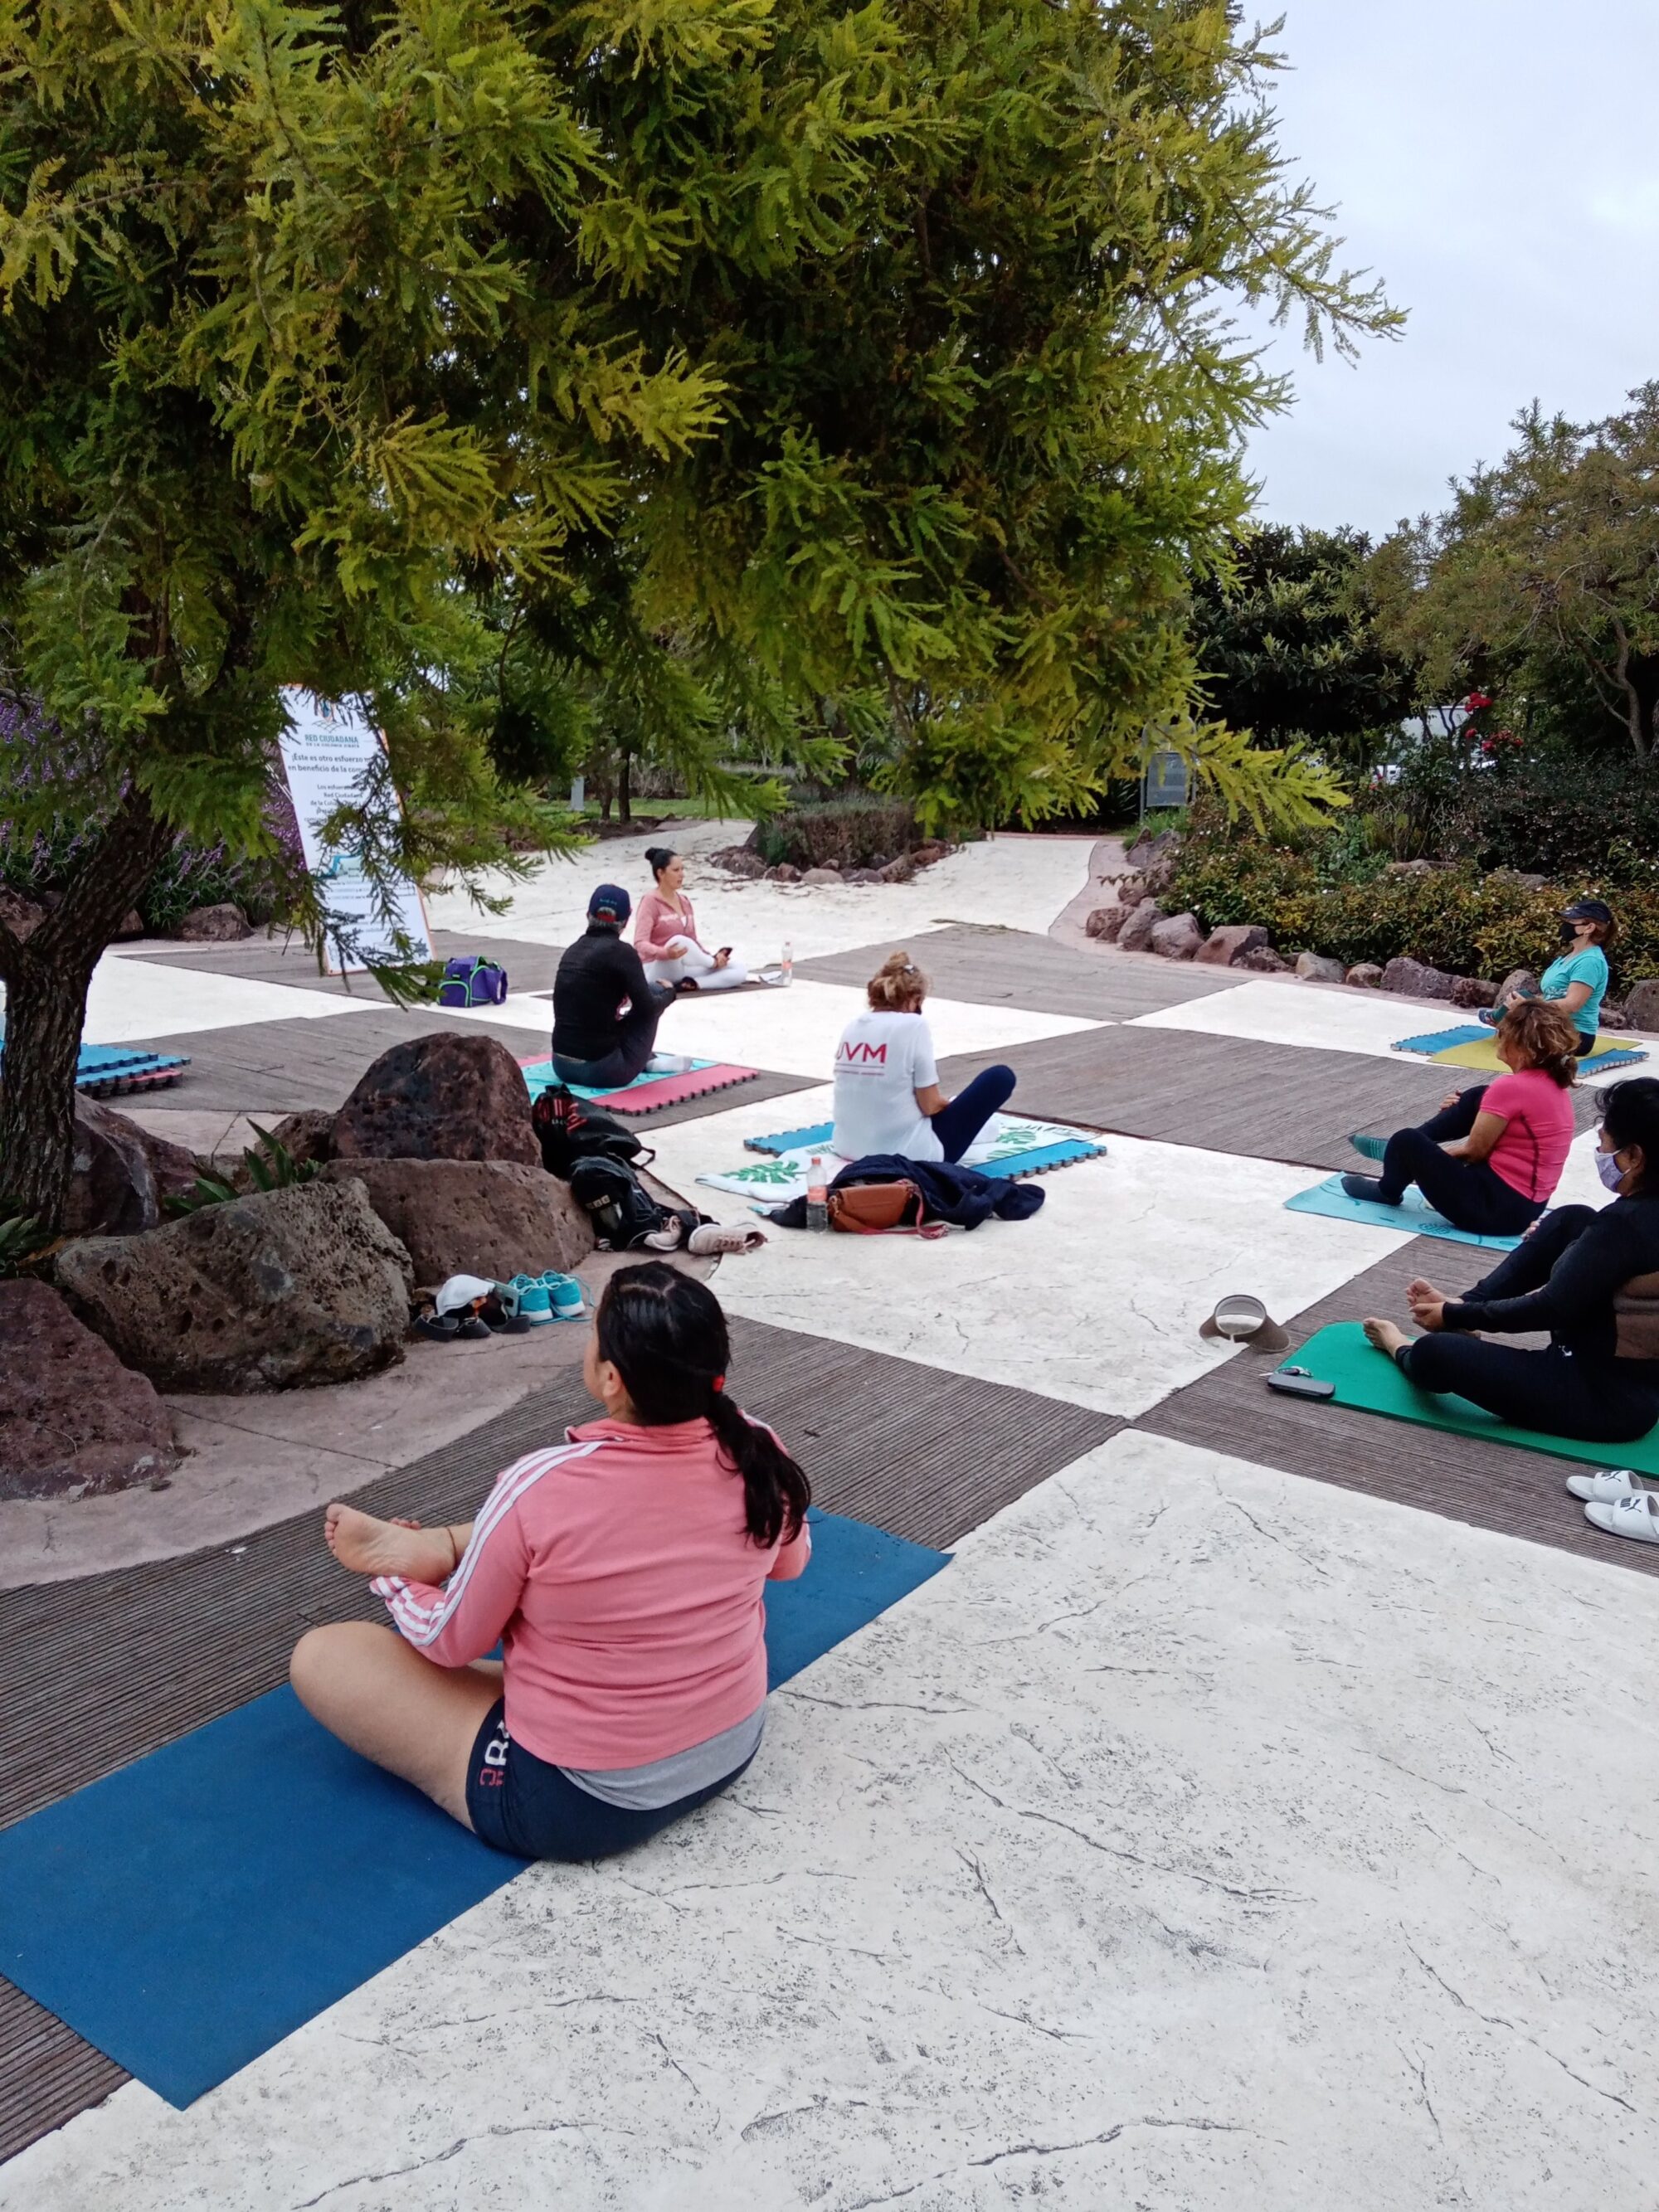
xmin=289 ymin=1503 xmax=494 ymax=1830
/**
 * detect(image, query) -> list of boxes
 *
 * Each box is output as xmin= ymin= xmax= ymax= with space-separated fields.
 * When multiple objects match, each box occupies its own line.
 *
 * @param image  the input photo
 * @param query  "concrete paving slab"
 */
xmin=648 ymin=1085 xmax=1406 ymax=1416
xmin=15 ymin=1429 xmax=1658 ymax=2212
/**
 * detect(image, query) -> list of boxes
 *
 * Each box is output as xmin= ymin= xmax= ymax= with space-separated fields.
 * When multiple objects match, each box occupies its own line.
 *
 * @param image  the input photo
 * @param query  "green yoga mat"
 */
xmin=1282 ymin=1320 xmax=1659 ymax=1475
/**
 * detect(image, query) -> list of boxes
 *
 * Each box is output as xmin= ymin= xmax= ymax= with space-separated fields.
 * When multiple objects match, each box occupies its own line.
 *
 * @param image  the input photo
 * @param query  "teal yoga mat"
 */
xmin=0 ymin=1508 xmax=946 ymax=2108
xmin=1285 ymin=1174 xmax=1522 ymax=1252
xmin=1279 ymin=1320 xmax=1659 ymax=1474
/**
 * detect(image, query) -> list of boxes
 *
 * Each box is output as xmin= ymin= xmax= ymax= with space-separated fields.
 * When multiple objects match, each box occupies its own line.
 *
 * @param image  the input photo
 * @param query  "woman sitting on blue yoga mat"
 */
xmin=291 ymin=1264 xmax=811 ymax=1860
xmin=1362 ymin=1078 xmax=1659 ymax=1466
xmin=1342 ymin=998 xmax=1580 ymax=1237
xmin=831 ymin=950 xmax=1017 ymax=1164
xmin=1477 ymin=897 xmax=1615 ymax=1057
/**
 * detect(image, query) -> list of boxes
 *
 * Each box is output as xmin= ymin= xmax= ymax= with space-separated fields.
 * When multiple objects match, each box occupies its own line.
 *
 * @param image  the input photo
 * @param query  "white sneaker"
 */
xmin=1564 ymin=1468 xmax=1659 ymax=1504
xmin=1584 ymin=1495 xmax=1659 ymax=1544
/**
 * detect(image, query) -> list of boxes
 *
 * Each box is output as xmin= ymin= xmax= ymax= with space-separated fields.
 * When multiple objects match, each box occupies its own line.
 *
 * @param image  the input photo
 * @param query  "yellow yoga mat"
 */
xmin=1435 ymin=1033 xmax=1639 ymax=1073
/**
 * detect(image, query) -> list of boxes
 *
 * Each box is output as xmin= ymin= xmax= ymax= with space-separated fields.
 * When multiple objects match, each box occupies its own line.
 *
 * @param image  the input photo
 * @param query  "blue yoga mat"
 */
xmin=1285 ymin=1173 xmax=1522 ymax=1252
xmin=1389 ymin=1024 xmax=1491 ymax=1054
xmin=0 ymin=1510 xmax=946 ymax=2108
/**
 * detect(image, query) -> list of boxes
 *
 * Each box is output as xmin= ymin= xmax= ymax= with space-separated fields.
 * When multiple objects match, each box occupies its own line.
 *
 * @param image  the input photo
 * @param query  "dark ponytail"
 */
xmin=644 ymin=847 xmax=678 ymax=882
xmin=594 ymin=1261 xmax=810 ymax=1546
xmin=1601 ymin=1077 xmax=1659 ymax=1195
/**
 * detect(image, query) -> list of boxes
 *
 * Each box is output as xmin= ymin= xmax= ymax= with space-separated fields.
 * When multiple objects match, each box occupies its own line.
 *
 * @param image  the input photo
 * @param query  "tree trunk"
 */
xmin=617 ymin=745 xmax=632 ymax=824
xmin=0 ymin=788 xmax=172 ymax=1228
xmin=0 ymin=936 xmax=98 ymax=1223
xmin=1610 ymin=620 xmax=1650 ymax=761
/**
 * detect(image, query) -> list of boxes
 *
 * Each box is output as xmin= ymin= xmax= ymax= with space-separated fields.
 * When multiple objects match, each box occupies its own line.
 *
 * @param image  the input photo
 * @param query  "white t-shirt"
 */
xmin=830 ymin=1009 xmax=943 ymax=1163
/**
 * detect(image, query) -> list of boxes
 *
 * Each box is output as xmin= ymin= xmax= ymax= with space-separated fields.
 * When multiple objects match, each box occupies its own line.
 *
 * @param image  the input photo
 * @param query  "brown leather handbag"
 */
xmin=826 ymin=1181 xmax=947 ymax=1237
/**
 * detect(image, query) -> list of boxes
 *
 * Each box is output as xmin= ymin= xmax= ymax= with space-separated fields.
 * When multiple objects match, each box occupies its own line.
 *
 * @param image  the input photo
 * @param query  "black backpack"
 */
xmin=568 ymin=1155 xmax=687 ymax=1250
xmin=532 ymin=1086 xmax=649 ymax=1179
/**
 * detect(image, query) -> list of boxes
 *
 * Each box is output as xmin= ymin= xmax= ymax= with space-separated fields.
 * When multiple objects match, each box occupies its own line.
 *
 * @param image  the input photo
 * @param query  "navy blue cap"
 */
xmin=588 ymin=882 xmax=631 ymax=923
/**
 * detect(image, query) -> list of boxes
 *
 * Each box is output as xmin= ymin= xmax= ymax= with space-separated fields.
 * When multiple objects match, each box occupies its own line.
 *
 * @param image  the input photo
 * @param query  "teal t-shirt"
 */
xmin=1540 ymin=945 xmax=1608 ymax=1038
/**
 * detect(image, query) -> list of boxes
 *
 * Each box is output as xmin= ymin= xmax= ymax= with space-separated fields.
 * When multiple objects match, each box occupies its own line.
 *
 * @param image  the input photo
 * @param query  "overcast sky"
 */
xmin=1239 ymin=0 xmax=1659 ymax=538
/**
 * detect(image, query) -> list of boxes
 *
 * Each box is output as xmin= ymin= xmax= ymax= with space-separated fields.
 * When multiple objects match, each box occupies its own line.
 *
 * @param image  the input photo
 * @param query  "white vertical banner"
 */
xmin=275 ymin=688 xmax=433 ymax=974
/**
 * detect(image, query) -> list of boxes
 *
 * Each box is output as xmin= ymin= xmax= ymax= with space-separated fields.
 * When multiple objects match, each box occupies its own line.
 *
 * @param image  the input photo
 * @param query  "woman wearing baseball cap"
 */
xmin=1481 ymin=897 xmax=1615 ymax=1057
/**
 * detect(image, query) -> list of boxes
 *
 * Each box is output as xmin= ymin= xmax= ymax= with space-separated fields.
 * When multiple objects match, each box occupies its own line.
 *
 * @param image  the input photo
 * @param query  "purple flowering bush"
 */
xmin=0 ymin=701 xmax=304 ymax=933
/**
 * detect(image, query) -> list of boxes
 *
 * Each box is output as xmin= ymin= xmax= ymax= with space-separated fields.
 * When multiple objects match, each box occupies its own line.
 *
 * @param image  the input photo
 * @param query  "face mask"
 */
xmin=1598 ymin=1148 xmax=1627 ymax=1193
xmin=1559 ymin=921 xmax=1579 ymax=945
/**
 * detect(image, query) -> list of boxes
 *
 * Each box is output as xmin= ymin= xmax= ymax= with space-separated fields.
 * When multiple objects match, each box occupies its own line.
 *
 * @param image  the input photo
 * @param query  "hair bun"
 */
xmin=644 ymin=846 xmax=677 ymax=875
xmin=867 ymin=949 xmax=929 ymax=1009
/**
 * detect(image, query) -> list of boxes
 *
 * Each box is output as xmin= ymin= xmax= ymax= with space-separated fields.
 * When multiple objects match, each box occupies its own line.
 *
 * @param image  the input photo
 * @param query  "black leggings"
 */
xmin=1375 ymin=1085 xmax=1543 ymax=1237
xmin=1397 ymin=1206 xmax=1659 ymax=1441
xmin=552 ymin=984 xmax=676 ymax=1091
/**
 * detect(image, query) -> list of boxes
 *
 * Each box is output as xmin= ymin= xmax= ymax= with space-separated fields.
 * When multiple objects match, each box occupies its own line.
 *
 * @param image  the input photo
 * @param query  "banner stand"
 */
xmin=275 ymin=690 xmax=434 ymax=975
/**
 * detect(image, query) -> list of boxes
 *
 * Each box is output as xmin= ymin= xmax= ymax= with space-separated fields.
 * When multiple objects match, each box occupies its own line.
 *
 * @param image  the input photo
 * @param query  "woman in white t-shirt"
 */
xmin=830 ymin=951 xmax=1017 ymax=1164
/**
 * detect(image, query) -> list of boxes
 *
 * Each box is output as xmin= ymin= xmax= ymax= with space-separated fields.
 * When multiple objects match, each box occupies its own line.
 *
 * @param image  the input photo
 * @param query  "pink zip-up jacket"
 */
xmin=372 ymin=1416 xmax=810 ymax=1768
xmin=635 ymin=887 xmax=703 ymax=964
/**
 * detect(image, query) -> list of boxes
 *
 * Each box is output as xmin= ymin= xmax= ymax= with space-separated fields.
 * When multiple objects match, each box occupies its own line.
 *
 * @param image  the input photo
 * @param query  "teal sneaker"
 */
xmin=541 ymin=1271 xmax=585 ymax=1322
xmin=510 ymin=1272 xmax=553 ymax=1325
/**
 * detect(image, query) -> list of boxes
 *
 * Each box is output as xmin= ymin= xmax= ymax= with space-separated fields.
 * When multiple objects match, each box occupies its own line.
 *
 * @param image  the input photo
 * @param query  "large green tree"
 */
xmin=577 ymin=0 xmax=1399 ymax=829
xmin=0 ymin=0 xmax=1394 ymax=1225
xmin=1371 ymin=386 xmax=1659 ymax=762
xmin=1189 ymin=524 xmax=1421 ymax=773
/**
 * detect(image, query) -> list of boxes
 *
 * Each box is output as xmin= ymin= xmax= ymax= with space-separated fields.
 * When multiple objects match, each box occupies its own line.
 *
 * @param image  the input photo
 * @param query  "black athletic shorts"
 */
xmin=465 ymin=1699 xmax=755 ymax=1861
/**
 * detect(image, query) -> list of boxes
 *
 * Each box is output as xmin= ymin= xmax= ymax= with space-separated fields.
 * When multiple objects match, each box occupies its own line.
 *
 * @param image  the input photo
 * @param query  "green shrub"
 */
xmin=165 ymin=1124 xmax=321 ymax=1217
xmin=0 ymin=1200 xmax=47 ymax=1277
xmin=1168 ymin=831 xmax=1659 ymax=989
xmin=752 ymin=796 xmax=918 ymax=871
xmin=1 ymin=819 xmax=298 ymax=931
xmin=1363 ymin=751 xmax=1659 ymax=888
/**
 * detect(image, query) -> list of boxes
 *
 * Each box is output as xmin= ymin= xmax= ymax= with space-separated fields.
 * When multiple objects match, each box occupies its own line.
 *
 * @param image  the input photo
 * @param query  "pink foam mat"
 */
xmin=592 ymin=1062 xmax=759 ymax=1113
xmin=518 ymin=1057 xmax=761 ymax=1115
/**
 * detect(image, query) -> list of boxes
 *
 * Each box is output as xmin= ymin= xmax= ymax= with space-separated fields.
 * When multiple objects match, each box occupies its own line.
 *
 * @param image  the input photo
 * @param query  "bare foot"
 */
xmin=1405 ymin=1276 xmax=1447 ymax=1305
xmin=325 ymin=1502 xmax=455 ymax=1582
xmin=1363 ymin=1317 xmax=1410 ymax=1358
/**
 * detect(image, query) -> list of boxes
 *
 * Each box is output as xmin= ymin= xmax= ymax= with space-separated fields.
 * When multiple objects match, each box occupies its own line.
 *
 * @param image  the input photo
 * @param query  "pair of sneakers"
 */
xmin=1567 ymin=1467 xmax=1659 ymax=1543
xmin=506 ymin=1271 xmax=585 ymax=1325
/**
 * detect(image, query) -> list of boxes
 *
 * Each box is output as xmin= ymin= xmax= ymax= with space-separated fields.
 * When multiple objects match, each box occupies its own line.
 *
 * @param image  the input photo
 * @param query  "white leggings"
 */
xmin=643 ymin=942 xmax=750 ymax=991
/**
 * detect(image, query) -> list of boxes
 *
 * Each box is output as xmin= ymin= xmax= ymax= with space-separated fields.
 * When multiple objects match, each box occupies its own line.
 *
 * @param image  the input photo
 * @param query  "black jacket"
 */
xmin=768 ymin=1154 xmax=1046 ymax=1231
xmin=552 ymin=922 xmax=655 ymax=1060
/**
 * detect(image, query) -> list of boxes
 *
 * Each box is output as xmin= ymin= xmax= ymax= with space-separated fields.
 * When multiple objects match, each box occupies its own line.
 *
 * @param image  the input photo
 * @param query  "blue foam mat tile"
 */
xmin=1390 ymin=1025 xmax=1491 ymax=1055
xmin=746 ymin=1120 xmax=834 ymax=1155
xmin=1285 ymin=1173 xmax=1522 ymax=1251
xmin=1581 ymin=1048 xmax=1649 ymax=1072
xmin=0 ymin=1510 xmax=946 ymax=2108
xmin=993 ymin=1138 xmax=1106 ymax=1178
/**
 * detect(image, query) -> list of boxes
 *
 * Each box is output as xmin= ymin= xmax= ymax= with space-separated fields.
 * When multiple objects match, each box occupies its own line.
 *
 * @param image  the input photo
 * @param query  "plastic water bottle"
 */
xmin=805 ymin=1156 xmax=829 ymax=1232
xmin=781 ymin=938 xmax=794 ymax=987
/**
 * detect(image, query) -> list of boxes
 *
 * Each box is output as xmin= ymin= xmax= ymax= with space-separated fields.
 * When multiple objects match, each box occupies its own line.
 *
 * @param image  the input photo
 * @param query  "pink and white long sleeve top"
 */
xmin=635 ymin=887 xmax=703 ymax=964
xmin=372 ymin=1415 xmax=810 ymax=1769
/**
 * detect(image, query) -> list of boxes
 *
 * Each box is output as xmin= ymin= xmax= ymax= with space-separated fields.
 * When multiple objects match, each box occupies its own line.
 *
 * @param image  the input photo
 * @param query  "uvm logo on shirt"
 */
xmin=837 ymin=1040 xmax=888 ymax=1064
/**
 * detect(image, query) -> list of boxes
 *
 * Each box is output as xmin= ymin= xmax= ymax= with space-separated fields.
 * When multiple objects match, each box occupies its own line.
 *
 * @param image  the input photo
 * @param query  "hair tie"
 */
xmin=711 ymin=1374 xmax=725 ymax=1393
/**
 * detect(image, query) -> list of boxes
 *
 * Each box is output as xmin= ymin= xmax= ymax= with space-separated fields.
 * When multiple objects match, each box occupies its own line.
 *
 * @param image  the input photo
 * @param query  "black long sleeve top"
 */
xmin=551 ymin=923 xmax=655 ymax=1062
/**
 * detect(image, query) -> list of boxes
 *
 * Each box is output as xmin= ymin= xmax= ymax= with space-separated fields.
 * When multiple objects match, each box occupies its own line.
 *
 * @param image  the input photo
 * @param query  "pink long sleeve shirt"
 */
xmin=634 ymin=888 xmax=703 ymax=964
xmin=372 ymin=1416 xmax=810 ymax=1769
